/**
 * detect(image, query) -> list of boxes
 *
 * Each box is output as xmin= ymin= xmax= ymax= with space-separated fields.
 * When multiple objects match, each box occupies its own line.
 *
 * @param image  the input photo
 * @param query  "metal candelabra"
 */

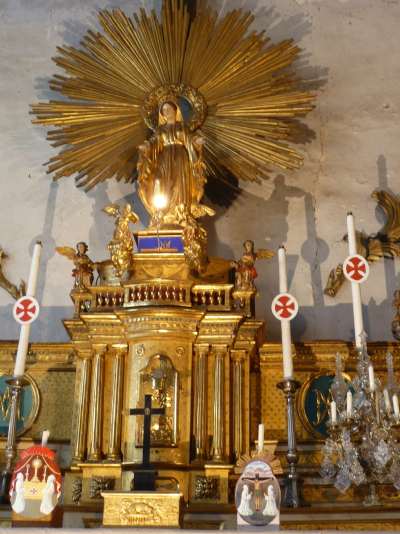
xmin=320 ymin=336 xmax=400 ymax=506
xmin=0 ymin=376 xmax=28 ymax=503
xmin=277 ymin=378 xmax=301 ymax=507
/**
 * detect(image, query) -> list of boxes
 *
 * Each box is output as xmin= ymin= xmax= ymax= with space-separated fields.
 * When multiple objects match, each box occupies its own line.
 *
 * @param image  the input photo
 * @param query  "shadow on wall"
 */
xmin=0 ymin=305 xmax=72 ymax=343
xmin=0 ymin=156 xmax=398 ymax=343
xmin=286 ymin=154 xmax=399 ymax=344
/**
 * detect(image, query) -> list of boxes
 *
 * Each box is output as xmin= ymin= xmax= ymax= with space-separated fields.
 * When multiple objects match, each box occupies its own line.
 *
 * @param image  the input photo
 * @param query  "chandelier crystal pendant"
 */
xmin=320 ymin=333 xmax=400 ymax=506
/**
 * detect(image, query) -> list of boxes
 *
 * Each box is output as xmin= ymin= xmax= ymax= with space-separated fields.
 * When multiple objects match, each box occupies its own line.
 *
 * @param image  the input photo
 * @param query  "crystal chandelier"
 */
xmin=320 ymin=333 xmax=400 ymax=505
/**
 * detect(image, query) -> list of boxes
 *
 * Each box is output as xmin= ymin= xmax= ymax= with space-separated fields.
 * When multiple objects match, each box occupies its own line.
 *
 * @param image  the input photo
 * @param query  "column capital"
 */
xmin=108 ymin=344 xmax=128 ymax=356
xmin=194 ymin=343 xmax=209 ymax=356
xmin=91 ymin=343 xmax=108 ymax=357
xmin=211 ymin=344 xmax=228 ymax=356
xmin=74 ymin=348 xmax=93 ymax=360
xmin=230 ymin=349 xmax=247 ymax=363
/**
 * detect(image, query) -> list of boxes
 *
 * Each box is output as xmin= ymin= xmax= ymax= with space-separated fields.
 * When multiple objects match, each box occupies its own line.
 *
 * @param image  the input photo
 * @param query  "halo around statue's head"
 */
xmin=143 ymin=84 xmax=207 ymax=132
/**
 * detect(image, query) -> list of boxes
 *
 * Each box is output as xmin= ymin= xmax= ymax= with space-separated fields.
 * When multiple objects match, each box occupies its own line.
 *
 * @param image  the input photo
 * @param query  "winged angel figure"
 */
xmin=231 ymin=240 xmax=274 ymax=291
xmin=56 ymin=242 xmax=95 ymax=291
xmin=103 ymin=203 xmax=139 ymax=277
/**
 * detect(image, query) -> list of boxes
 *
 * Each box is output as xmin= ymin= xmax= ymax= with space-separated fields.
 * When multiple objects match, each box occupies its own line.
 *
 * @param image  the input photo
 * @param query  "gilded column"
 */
xmin=87 ymin=345 xmax=106 ymax=461
xmin=231 ymin=350 xmax=246 ymax=461
xmin=211 ymin=345 xmax=227 ymax=462
xmin=193 ymin=344 xmax=209 ymax=460
xmin=106 ymin=345 xmax=126 ymax=461
xmin=72 ymin=354 xmax=92 ymax=463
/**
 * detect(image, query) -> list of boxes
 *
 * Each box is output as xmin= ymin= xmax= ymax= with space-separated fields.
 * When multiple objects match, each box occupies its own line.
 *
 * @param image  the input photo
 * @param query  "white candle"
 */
xmin=346 ymin=212 xmax=357 ymax=256
xmin=330 ymin=400 xmax=337 ymax=424
xmin=346 ymin=390 xmax=352 ymax=417
xmin=41 ymin=429 xmax=50 ymax=447
xmin=384 ymin=389 xmax=391 ymax=413
xmin=346 ymin=213 xmax=364 ymax=348
xmin=278 ymin=246 xmax=288 ymax=293
xmin=26 ymin=242 xmax=42 ymax=297
xmin=257 ymin=423 xmax=264 ymax=453
xmin=13 ymin=242 xmax=42 ymax=377
xmin=278 ymin=246 xmax=294 ymax=379
xmin=393 ymin=394 xmax=400 ymax=419
xmin=14 ymin=325 xmax=31 ymax=377
xmin=368 ymin=365 xmax=375 ymax=392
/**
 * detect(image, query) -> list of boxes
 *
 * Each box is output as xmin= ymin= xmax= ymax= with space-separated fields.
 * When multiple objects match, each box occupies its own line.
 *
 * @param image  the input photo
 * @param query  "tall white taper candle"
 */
xmin=393 ymin=394 xmax=400 ymax=419
xmin=330 ymin=400 xmax=337 ymax=424
xmin=368 ymin=365 xmax=375 ymax=392
xmin=257 ymin=423 xmax=264 ymax=453
xmin=278 ymin=246 xmax=294 ymax=379
xmin=346 ymin=390 xmax=352 ymax=417
xmin=41 ymin=429 xmax=50 ymax=447
xmin=346 ymin=213 xmax=364 ymax=348
xmin=384 ymin=389 xmax=391 ymax=413
xmin=13 ymin=242 xmax=42 ymax=377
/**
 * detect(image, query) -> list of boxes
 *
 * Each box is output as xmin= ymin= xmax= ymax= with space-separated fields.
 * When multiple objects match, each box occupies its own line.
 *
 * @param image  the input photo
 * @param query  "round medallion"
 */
xmin=235 ymin=460 xmax=281 ymax=526
xmin=0 ymin=373 xmax=40 ymax=437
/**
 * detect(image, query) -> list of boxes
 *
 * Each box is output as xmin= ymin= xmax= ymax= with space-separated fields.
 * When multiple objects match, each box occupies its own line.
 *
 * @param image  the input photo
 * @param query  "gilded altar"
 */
xmin=63 ymin=261 xmax=264 ymax=506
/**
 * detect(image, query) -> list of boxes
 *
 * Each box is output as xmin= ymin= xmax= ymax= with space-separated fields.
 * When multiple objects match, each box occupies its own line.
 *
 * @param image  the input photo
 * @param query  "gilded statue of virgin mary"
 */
xmin=137 ymin=100 xmax=212 ymax=227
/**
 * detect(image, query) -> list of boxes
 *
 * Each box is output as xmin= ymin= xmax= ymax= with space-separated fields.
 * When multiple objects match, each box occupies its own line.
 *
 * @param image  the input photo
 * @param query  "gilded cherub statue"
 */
xmin=137 ymin=100 xmax=212 ymax=227
xmin=56 ymin=242 xmax=95 ymax=291
xmin=103 ymin=203 xmax=139 ymax=278
xmin=0 ymin=247 xmax=26 ymax=300
xmin=231 ymin=240 xmax=274 ymax=291
xmin=181 ymin=213 xmax=208 ymax=274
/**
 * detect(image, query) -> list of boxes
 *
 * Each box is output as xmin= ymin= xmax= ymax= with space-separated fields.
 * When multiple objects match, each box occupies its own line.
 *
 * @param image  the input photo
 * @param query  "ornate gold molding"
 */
xmin=0 ymin=247 xmax=25 ymax=301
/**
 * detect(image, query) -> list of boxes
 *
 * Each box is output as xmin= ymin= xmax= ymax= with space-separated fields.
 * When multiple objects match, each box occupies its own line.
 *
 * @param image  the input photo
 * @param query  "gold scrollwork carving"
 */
xmin=89 ymin=476 xmax=115 ymax=499
xmin=175 ymin=346 xmax=185 ymax=358
xmin=0 ymin=247 xmax=25 ymax=301
xmin=325 ymin=190 xmax=400 ymax=297
xmin=71 ymin=477 xmax=82 ymax=504
xmin=194 ymin=476 xmax=220 ymax=500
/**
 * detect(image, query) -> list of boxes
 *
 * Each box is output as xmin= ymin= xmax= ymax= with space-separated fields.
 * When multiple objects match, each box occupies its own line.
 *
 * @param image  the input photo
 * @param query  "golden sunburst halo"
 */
xmin=31 ymin=0 xmax=315 ymax=192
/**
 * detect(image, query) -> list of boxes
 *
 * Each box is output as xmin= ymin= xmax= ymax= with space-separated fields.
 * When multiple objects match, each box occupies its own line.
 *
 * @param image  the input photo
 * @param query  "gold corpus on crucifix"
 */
xmin=324 ymin=190 xmax=400 ymax=297
xmin=31 ymin=1 xmax=314 ymax=215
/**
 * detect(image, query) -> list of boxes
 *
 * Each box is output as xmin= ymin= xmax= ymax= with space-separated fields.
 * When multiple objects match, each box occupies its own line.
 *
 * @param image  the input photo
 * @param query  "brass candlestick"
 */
xmin=0 ymin=376 xmax=29 ymax=503
xmin=277 ymin=378 xmax=301 ymax=508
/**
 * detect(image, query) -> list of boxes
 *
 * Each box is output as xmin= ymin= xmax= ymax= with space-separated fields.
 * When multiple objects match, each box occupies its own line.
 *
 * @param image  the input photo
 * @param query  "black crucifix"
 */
xmin=129 ymin=394 xmax=165 ymax=491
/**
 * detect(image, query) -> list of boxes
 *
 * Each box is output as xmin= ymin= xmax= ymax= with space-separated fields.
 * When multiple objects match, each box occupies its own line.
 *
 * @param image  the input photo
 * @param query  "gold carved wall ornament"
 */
xmin=31 ymin=1 xmax=314 ymax=196
xmin=89 ymin=476 xmax=115 ymax=499
xmin=325 ymin=190 xmax=400 ymax=297
xmin=0 ymin=247 xmax=25 ymax=301
xmin=194 ymin=476 xmax=220 ymax=501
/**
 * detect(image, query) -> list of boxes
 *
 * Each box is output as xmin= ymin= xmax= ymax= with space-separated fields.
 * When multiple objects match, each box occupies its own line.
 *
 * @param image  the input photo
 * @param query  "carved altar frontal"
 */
xmin=102 ymin=491 xmax=182 ymax=527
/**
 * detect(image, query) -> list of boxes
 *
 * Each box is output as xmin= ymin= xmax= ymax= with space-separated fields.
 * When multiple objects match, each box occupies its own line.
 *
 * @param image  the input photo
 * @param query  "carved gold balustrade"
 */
xmin=71 ymin=282 xmax=238 ymax=315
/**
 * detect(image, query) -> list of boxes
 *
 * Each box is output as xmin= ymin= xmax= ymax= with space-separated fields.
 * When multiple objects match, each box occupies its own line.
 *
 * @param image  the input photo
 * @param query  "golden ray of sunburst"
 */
xmin=31 ymin=0 xmax=314 ymax=191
